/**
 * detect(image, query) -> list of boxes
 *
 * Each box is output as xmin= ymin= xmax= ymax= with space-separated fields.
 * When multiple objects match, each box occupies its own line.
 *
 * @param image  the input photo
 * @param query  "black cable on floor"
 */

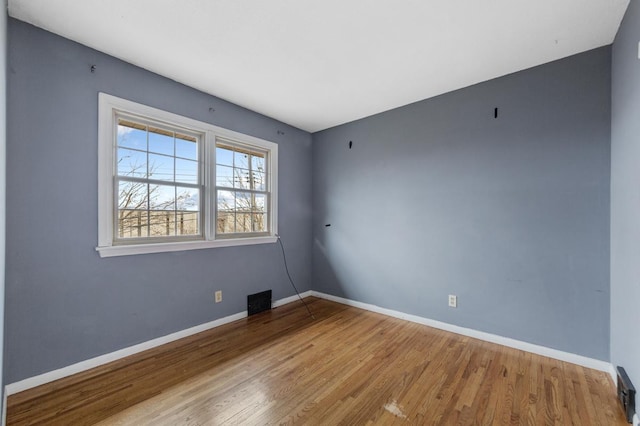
xmin=276 ymin=235 xmax=315 ymax=319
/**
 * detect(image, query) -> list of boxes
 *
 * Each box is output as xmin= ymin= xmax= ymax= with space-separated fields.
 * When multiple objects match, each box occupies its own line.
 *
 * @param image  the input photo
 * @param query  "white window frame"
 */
xmin=214 ymin=138 xmax=273 ymax=239
xmin=97 ymin=93 xmax=278 ymax=257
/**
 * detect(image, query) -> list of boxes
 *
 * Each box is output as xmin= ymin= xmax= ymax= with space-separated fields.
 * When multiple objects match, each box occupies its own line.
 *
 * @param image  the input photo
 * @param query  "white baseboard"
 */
xmin=3 ymin=289 xmax=616 ymax=411
xmin=4 ymin=291 xmax=312 ymax=396
xmin=310 ymin=291 xmax=613 ymax=374
xmin=609 ymin=364 xmax=618 ymax=384
xmin=272 ymin=292 xmax=310 ymax=308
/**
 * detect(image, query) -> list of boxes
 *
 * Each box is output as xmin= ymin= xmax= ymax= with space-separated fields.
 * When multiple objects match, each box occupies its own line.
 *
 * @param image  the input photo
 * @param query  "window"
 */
xmin=98 ymin=93 xmax=278 ymax=257
xmin=116 ymin=118 xmax=201 ymax=241
xmin=215 ymin=141 xmax=270 ymax=237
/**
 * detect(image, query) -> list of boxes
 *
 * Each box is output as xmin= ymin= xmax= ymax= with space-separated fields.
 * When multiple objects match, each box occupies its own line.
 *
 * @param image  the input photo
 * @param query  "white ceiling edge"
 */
xmin=8 ymin=0 xmax=630 ymax=133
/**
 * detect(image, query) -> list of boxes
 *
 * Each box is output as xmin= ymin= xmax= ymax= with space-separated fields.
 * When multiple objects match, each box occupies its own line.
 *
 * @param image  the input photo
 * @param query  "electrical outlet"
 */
xmin=215 ymin=290 xmax=222 ymax=303
xmin=448 ymin=295 xmax=457 ymax=308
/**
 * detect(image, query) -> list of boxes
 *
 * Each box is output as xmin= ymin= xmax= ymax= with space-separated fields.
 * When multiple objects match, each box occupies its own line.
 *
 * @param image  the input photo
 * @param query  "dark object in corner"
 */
xmin=248 ymin=290 xmax=272 ymax=316
xmin=617 ymin=366 xmax=636 ymax=423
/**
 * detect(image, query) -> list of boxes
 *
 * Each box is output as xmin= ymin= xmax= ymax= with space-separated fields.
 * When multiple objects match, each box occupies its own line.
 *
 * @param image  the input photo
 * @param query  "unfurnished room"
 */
xmin=0 ymin=0 xmax=639 ymax=425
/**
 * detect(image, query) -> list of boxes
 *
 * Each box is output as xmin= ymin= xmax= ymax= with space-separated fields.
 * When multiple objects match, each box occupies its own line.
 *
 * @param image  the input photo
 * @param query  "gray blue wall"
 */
xmin=4 ymin=13 xmax=626 ymax=386
xmin=312 ymin=47 xmax=612 ymax=360
xmin=611 ymin=0 xmax=640 ymax=401
xmin=5 ymin=19 xmax=313 ymax=383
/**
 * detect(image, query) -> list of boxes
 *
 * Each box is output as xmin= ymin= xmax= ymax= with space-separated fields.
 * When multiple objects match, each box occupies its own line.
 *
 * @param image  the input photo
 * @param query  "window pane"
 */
xmin=216 ymin=165 xmax=234 ymax=188
xmin=118 ymin=120 xmax=147 ymax=151
xmin=149 ymin=184 xmax=176 ymax=211
xmin=118 ymin=180 xmax=148 ymax=211
xmin=118 ymin=209 xmax=149 ymax=238
xmin=235 ymin=151 xmax=250 ymax=169
xmin=217 ymin=212 xmax=235 ymax=234
xmin=252 ymin=155 xmax=265 ymax=172
xmin=117 ymin=179 xmax=149 ymax=238
xmin=251 ymin=171 xmax=265 ymax=191
xmin=176 ymin=187 xmax=199 ymax=211
xmin=176 ymin=211 xmax=199 ymax=236
xmin=148 ymin=127 xmax=174 ymax=156
xmin=118 ymin=148 xmax=147 ymax=178
xmin=176 ymin=135 xmax=197 ymax=160
xmin=252 ymin=194 xmax=266 ymax=212
xmin=252 ymin=213 xmax=266 ymax=232
xmin=234 ymin=168 xmax=251 ymax=189
xmin=236 ymin=192 xmax=252 ymax=212
xmin=216 ymin=147 xmax=234 ymax=167
xmin=235 ymin=213 xmax=252 ymax=233
xmin=217 ymin=190 xmax=235 ymax=212
xmin=175 ymin=186 xmax=200 ymax=236
xmin=175 ymin=158 xmax=198 ymax=184
xmin=149 ymin=153 xmax=174 ymax=182
xmin=149 ymin=211 xmax=175 ymax=236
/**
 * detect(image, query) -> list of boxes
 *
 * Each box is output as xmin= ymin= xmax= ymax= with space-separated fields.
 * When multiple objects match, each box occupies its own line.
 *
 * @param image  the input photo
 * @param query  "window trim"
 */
xmin=97 ymin=93 xmax=278 ymax=257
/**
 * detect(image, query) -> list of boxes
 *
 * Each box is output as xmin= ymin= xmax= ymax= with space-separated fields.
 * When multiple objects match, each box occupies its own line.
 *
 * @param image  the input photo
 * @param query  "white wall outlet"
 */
xmin=448 ymin=294 xmax=457 ymax=308
xmin=215 ymin=290 xmax=222 ymax=303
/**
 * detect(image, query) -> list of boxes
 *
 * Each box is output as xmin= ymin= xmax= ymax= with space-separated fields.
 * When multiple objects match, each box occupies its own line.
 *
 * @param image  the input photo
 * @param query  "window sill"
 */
xmin=96 ymin=236 xmax=278 ymax=258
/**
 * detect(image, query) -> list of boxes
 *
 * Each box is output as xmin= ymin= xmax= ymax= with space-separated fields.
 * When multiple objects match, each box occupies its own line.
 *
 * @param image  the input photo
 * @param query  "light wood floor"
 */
xmin=7 ymin=297 xmax=626 ymax=425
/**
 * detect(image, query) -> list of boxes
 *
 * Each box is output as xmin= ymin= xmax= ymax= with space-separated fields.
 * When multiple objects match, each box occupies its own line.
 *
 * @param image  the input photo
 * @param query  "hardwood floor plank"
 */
xmin=6 ymin=297 xmax=627 ymax=425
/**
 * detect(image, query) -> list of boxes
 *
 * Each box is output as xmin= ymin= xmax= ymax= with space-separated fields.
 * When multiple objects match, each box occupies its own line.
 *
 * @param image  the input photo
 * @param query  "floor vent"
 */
xmin=617 ymin=366 xmax=636 ymax=424
xmin=248 ymin=290 xmax=272 ymax=316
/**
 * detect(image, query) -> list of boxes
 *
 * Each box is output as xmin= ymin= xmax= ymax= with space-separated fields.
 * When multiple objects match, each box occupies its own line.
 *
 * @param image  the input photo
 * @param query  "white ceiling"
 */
xmin=8 ymin=0 xmax=630 ymax=133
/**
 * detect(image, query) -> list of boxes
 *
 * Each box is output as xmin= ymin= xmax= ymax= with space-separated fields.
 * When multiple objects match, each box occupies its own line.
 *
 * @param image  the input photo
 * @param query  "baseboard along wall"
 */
xmin=4 ymin=291 xmax=616 ymax=399
xmin=309 ymin=291 xmax=612 ymax=374
xmin=4 ymin=292 xmax=310 ymax=396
